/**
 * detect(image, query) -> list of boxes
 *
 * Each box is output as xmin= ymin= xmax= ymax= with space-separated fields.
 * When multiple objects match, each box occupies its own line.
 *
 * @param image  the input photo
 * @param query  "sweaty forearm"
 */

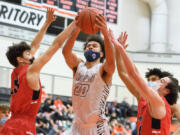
xmin=53 ymin=21 xmax=77 ymax=48
xmin=116 ymin=49 xmax=126 ymax=75
xmin=104 ymin=34 xmax=115 ymax=66
xmin=62 ymin=26 xmax=80 ymax=54
xmin=116 ymin=49 xmax=140 ymax=100
xmin=31 ymin=21 xmax=51 ymax=50
xmin=118 ymin=46 xmax=137 ymax=79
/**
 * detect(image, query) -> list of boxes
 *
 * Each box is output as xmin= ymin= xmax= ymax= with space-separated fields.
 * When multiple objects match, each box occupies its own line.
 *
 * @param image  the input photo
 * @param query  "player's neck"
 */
xmin=17 ymin=62 xmax=28 ymax=67
xmin=85 ymin=59 xmax=100 ymax=69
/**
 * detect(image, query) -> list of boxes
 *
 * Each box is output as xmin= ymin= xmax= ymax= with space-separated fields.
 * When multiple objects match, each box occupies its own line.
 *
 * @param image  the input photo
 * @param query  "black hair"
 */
xmin=83 ymin=34 xmax=105 ymax=63
xmin=165 ymin=77 xmax=179 ymax=105
xmin=145 ymin=68 xmax=163 ymax=79
xmin=6 ymin=41 xmax=31 ymax=67
xmin=161 ymin=71 xmax=173 ymax=78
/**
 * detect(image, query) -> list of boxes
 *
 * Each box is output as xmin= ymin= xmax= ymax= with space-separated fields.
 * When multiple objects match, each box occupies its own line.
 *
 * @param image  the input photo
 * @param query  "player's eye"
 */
xmin=160 ymin=79 xmax=165 ymax=83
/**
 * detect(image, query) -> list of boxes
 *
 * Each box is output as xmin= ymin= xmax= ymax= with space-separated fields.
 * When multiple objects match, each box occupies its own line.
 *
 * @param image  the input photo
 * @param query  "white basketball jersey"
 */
xmin=72 ymin=62 xmax=110 ymax=125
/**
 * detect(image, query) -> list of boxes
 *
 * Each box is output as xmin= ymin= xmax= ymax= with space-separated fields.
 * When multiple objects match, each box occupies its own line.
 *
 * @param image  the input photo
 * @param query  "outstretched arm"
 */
xmin=62 ymin=26 xmax=82 ymax=73
xmin=115 ymin=32 xmax=141 ymax=101
xmin=171 ymin=103 xmax=180 ymax=121
xmin=30 ymin=7 xmax=56 ymax=56
xmin=27 ymin=21 xmax=77 ymax=90
xmin=172 ymin=104 xmax=180 ymax=135
xmin=109 ymin=29 xmax=166 ymax=119
xmin=95 ymin=14 xmax=115 ymax=85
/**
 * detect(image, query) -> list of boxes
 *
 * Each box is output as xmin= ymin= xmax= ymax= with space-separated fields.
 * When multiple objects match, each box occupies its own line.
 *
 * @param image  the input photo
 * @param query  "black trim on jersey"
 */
xmin=152 ymin=118 xmax=161 ymax=129
xmin=32 ymin=90 xmax=40 ymax=100
xmin=10 ymin=88 xmax=18 ymax=95
xmin=14 ymin=88 xmax=17 ymax=93
xmin=14 ymin=79 xmax=19 ymax=88
xmin=11 ymin=90 xmax=13 ymax=95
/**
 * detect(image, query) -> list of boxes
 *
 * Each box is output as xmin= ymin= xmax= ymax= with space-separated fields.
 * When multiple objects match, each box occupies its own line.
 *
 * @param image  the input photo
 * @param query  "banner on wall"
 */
xmin=0 ymin=1 xmax=46 ymax=30
xmin=22 ymin=0 xmax=118 ymax=24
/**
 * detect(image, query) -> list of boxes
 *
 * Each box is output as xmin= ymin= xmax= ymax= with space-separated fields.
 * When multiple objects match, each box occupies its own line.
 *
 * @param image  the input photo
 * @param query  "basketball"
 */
xmin=76 ymin=7 xmax=100 ymax=34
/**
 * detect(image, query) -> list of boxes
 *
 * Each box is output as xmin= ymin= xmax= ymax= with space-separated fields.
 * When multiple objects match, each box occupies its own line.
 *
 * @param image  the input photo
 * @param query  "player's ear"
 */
xmin=17 ymin=57 xmax=23 ymax=63
xmin=165 ymin=89 xmax=170 ymax=95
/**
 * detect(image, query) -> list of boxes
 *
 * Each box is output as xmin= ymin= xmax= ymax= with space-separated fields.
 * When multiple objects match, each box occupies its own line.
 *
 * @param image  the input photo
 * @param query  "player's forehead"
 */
xmin=23 ymin=50 xmax=31 ymax=54
xmin=0 ymin=109 xmax=9 ymax=113
xmin=148 ymin=75 xmax=160 ymax=81
xmin=160 ymin=77 xmax=171 ymax=84
xmin=87 ymin=41 xmax=101 ymax=47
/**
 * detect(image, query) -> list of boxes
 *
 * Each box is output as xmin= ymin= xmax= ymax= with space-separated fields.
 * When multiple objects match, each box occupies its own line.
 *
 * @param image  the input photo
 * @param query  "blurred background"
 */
xmin=0 ymin=0 xmax=179 ymax=134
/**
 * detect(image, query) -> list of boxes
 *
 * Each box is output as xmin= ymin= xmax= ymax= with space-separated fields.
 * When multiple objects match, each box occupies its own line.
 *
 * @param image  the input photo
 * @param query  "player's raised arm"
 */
xmin=30 ymin=7 xmax=56 ymax=56
xmin=62 ymin=24 xmax=82 ymax=73
xmin=95 ymin=14 xmax=115 ymax=85
xmin=115 ymin=32 xmax=141 ymax=101
xmin=109 ymin=29 xmax=166 ymax=119
xmin=27 ymin=21 xmax=77 ymax=90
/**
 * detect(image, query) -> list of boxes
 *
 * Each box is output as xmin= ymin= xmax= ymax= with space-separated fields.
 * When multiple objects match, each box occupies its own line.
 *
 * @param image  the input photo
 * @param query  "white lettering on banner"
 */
xmin=0 ymin=1 xmax=46 ymax=30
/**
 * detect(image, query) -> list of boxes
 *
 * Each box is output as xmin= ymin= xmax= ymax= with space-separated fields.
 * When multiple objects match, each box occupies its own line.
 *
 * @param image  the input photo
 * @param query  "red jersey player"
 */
xmin=0 ymin=8 xmax=77 ymax=135
xmin=109 ymin=30 xmax=179 ymax=135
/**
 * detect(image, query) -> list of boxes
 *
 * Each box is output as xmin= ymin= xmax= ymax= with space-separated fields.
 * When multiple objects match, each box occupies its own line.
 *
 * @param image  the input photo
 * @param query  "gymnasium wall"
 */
xmin=0 ymin=0 xmax=180 ymax=105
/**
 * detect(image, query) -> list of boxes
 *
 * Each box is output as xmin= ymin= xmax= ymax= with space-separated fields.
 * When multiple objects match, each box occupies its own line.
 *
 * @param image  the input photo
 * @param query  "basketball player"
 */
xmin=62 ymin=14 xmax=115 ymax=135
xmin=146 ymin=68 xmax=180 ymax=135
xmin=0 ymin=8 xmax=77 ymax=135
xmin=109 ymin=30 xmax=179 ymax=135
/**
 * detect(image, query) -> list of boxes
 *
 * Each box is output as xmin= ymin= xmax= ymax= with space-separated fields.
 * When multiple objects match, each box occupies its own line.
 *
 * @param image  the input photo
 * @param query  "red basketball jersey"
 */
xmin=0 ymin=65 xmax=42 ymax=135
xmin=137 ymin=97 xmax=171 ymax=135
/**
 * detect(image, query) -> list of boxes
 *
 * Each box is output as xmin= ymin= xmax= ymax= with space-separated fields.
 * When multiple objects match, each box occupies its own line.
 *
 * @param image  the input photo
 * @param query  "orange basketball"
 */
xmin=77 ymin=7 xmax=100 ymax=34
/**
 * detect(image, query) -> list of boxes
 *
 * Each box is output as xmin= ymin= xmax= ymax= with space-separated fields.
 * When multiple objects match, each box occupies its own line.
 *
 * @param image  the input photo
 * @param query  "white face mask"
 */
xmin=147 ymin=81 xmax=161 ymax=91
xmin=0 ymin=117 xmax=8 ymax=125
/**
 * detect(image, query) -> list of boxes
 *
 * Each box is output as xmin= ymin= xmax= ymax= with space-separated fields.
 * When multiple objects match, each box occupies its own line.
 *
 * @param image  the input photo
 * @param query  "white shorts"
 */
xmin=63 ymin=121 xmax=110 ymax=135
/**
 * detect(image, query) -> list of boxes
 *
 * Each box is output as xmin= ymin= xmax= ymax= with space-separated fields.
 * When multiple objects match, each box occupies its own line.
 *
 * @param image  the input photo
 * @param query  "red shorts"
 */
xmin=0 ymin=117 xmax=36 ymax=135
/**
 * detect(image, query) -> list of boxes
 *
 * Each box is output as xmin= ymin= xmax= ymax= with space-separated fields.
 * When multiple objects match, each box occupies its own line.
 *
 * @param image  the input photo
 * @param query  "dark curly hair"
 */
xmin=6 ymin=41 xmax=31 ymax=67
xmin=83 ymin=34 xmax=105 ymax=63
xmin=145 ymin=68 xmax=163 ymax=79
xmin=161 ymin=71 xmax=173 ymax=78
xmin=165 ymin=77 xmax=179 ymax=105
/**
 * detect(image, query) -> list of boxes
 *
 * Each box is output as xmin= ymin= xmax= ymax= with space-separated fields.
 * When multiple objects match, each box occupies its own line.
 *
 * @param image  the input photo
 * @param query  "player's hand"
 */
xmin=95 ymin=14 xmax=108 ymax=35
xmin=46 ymin=7 xmax=56 ymax=24
xmin=118 ymin=32 xmax=128 ymax=49
xmin=75 ymin=14 xmax=80 ymax=27
xmin=109 ymin=29 xmax=124 ymax=50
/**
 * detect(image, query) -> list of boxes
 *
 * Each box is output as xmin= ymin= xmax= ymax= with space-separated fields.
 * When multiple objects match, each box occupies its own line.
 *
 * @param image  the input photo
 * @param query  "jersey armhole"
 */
xmin=32 ymin=90 xmax=40 ymax=100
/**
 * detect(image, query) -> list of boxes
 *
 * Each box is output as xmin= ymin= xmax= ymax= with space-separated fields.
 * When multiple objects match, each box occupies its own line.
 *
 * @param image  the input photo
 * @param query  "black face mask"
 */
xmin=29 ymin=57 xmax=35 ymax=64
